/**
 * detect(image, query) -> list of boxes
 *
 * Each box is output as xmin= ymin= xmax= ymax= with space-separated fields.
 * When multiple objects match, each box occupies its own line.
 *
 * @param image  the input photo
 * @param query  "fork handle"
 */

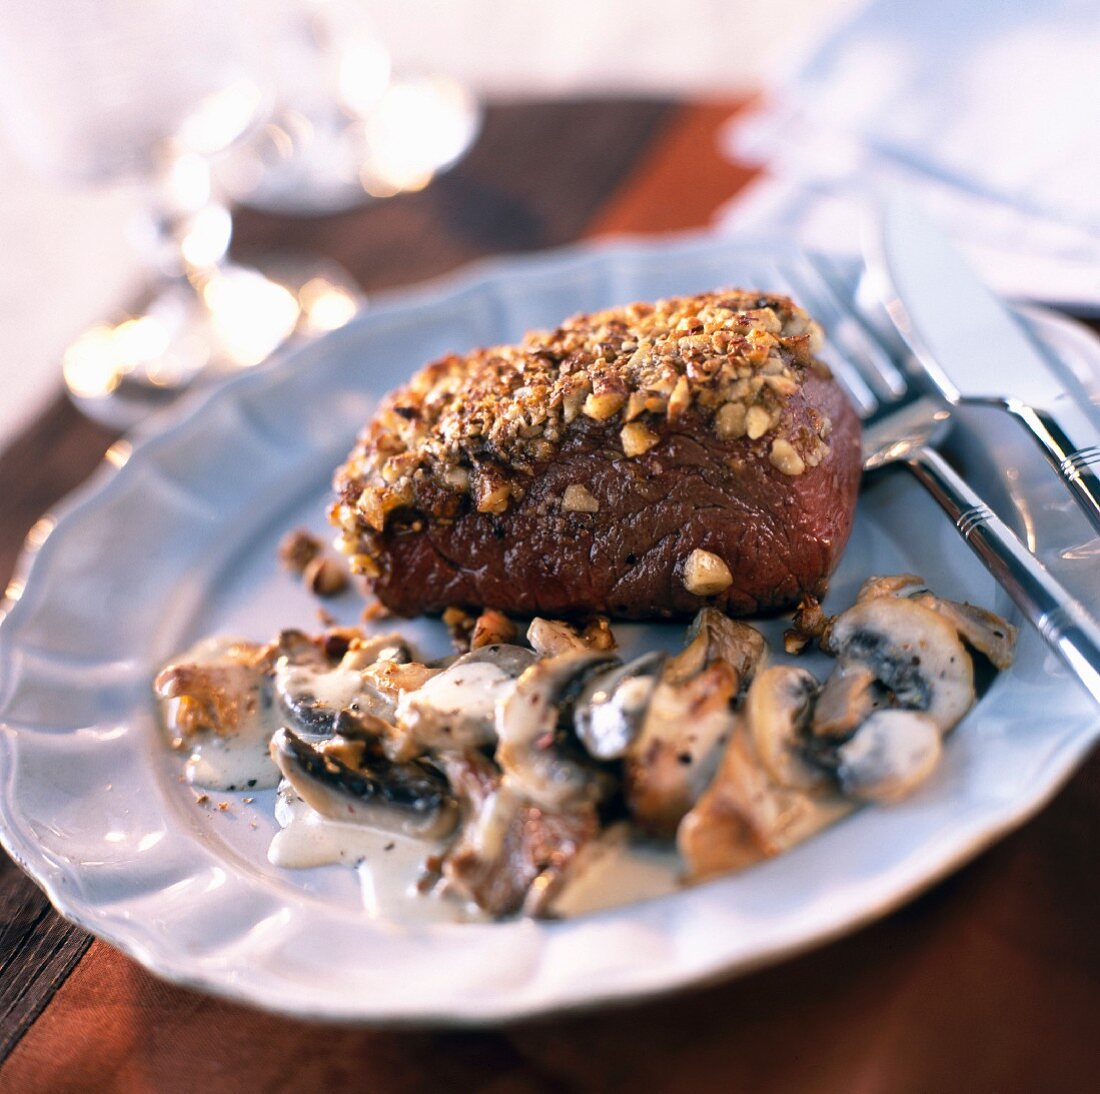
xmin=1002 ymin=401 xmax=1100 ymax=536
xmin=906 ymin=446 xmax=1100 ymax=707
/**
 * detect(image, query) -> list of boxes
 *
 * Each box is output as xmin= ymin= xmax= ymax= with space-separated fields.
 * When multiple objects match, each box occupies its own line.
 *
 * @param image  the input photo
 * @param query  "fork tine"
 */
xmin=801 ymin=254 xmax=911 ymax=399
xmin=763 ymin=260 xmax=880 ymax=419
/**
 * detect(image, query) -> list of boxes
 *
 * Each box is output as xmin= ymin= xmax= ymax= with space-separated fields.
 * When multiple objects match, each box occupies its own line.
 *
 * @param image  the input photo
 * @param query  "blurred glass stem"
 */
xmin=65 ymin=142 xmax=362 ymax=428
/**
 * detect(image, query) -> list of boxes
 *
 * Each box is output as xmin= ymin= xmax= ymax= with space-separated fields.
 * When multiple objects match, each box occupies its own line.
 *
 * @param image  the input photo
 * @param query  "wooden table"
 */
xmin=0 ymin=99 xmax=1096 ymax=1093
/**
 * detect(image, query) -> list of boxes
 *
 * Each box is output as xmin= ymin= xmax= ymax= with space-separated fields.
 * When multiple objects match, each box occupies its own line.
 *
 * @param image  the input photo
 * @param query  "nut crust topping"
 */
xmin=333 ymin=291 xmax=833 ymax=571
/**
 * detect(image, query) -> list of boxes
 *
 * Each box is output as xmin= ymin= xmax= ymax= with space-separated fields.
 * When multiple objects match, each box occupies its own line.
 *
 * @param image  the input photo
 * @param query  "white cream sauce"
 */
xmin=185 ymin=727 xmax=280 ymax=791
xmin=270 ymin=789 xmax=485 ymax=924
xmin=162 ymin=635 xmax=804 ymax=924
xmin=277 ymin=661 xmax=378 ymax=717
xmin=269 ymin=783 xmax=683 ymax=923
xmin=159 ymin=636 xmax=282 ymax=791
xmin=395 ymin=660 xmax=516 ymax=748
xmin=549 ymin=827 xmax=680 ymax=918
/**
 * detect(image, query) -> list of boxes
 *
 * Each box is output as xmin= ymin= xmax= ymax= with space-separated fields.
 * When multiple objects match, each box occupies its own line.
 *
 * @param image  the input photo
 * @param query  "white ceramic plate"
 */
xmin=1 ymin=236 xmax=1098 ymax=1025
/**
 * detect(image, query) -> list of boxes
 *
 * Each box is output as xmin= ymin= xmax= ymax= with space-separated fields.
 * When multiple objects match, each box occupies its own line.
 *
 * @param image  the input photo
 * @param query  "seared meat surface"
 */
xmin=332 ymin=291 xmax=861 ymax=619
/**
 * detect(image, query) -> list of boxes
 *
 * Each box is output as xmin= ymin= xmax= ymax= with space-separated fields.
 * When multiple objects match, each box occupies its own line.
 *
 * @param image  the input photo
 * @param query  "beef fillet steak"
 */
xmin=331 ymin=291 xmax=861 ymax=619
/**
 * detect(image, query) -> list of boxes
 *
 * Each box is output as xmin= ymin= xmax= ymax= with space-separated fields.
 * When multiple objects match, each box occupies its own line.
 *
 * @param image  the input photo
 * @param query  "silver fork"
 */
xmin=774 ymin=254 xmax=1100 ymax=707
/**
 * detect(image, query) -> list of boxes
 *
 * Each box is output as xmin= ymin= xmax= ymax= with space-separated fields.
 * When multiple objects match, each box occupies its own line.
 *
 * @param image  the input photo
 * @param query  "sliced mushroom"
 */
xmin=918 ymin=599 xmax=1017 ymax=671
xmin=272 ymin=629 xmax=426 ymax=738
xmin=811 ymin=664 xmax=884 ymax=738
xmin=270 ymin=726 xmax=457 ymax=839
xmin=826 ymin=598 xmax=975 ymax=734
xmin=855 ymin=575 xmax=1017 ymax=672
xmin=625 ymin=661 xmax=739 ymax=836
xmin=393 ymin=644 xmax=536 ymax=757
xmin=677 ymin=720 xmax=852 ymax=882
xmin=746 ymin=666 xmax=827 ymax=792
xmin=666 ymin=608 xmax=767 ymax=688
xmin=856 ymin=574 xmax=931 ymax=603
xmin=573 ymin=652 xmax=666 ymax=760
xmin=835 ymin=709 xmax=942 ymax=803
xmin=495 ymin=650 xmax=618 ymax=808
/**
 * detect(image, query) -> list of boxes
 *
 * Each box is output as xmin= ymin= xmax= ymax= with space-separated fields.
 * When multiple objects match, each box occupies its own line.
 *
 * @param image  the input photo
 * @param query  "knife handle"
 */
xmin=1003 ymin=401 xmax=1100 ymax=536
xmin=906 ymin=446 xmax=1100 ymax=707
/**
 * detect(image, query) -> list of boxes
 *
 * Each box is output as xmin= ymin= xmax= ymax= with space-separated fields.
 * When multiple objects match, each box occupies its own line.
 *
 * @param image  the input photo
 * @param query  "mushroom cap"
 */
xmin=919 ymin=598 xmax=1017 ymax=671
xmin=395 ymin=644 xmax=535 ymax=754
xmin=625 ymin=662 xmax=739 ymax=836
xmin=853 ymin=574 xmax=1017 ymax=672
xmin=676 ymin=723 xmax=852 ymax=882
xmin=745 ymin=665 xmax=828 ymax=791
xmin=495 ymin=650 xmax=617 ymax=808
xmin=270 ymin=727 xmax=457 ymax=839
xmin=836 ymin=709 xmax=942 ymax=804
xmin=828 ymin=597 xmax=975 ymax=734
xmin=667 ymin=608 xmax=767 ymax=687
xmin=574 ymin=652 xmax=665 ymax=760
xmin=811 ymin=664 xmax=882 ymax=738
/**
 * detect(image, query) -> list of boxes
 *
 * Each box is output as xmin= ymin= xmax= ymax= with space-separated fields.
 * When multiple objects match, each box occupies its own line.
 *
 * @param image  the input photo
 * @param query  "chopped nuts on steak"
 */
xmin=332 ymin=291 xmax=833 ymax=576
xmin=681 ymin=549 xmax=734 ymax=597
xmin=562 ymin=484 xmax=599 ymax=513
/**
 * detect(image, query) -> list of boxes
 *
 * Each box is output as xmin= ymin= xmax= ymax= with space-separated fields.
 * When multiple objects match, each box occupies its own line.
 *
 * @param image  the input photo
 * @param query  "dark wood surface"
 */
xmin=0 ymin=97 xmax=1096 ymax=1093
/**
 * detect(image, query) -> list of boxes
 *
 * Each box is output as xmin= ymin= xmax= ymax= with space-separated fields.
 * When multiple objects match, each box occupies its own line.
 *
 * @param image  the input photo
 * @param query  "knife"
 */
xmin=864 ymin=200 xmax=1100 ymax=535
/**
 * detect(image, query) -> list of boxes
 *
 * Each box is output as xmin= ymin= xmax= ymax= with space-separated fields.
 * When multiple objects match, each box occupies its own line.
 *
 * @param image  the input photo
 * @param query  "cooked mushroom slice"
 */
xmin=678 ymin=721 xmax=852 ymax=882
xmin=835 ymin=709 xmax=942 ymax=804
xmin=667 ymin=608 xmax=767 ymax=688
xmin=827 ymin=598 xmax=975 ymax=734
xmin=811 ymin=664 xmax=884 ymax=738
xmin=496 ymin=650 xmax=618 ymax=808
xmin=746 ymin=666 xmax=828 ymax=792
xmin=274 ymin=629 xmax=436 ymax=739
xmin=918 ymin=599 xmax=1017 ymax=671
xmin=437 ymin=751 xmax=600 ymax=919
xmin=854 ymin=575 xmax=1017 ymax=673
xmin=573 ymin=652 xmax=665 ymax=760
xmin=394 ymin=644 xmax=536 ymax=756
xmin=856 ymin=574 xmax=931 ymax=603
xmin=270 ymin=727 xmax=457 ymax=839
xmin=625 ymin=661 xmax=739 ymax=836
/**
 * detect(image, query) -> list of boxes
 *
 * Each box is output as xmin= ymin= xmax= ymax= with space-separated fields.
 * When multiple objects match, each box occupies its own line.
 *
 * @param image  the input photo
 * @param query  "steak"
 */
xmin=332 ymin=290 xmax=861 ymax=619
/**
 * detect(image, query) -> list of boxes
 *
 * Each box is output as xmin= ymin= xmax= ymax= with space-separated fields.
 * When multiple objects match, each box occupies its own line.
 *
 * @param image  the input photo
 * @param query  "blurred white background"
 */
xmin=0 ymin=0 xmax=860 ymax=442
xmin=0 ymin=0 xmax=1095 ymax=444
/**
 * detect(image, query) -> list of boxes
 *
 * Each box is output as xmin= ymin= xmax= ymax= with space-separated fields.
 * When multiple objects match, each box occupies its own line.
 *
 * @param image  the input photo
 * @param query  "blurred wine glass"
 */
xmin=217 ymin=0 xmax=482 ymax=215
xmin=0 ymin=0 xmax=361 ymax=427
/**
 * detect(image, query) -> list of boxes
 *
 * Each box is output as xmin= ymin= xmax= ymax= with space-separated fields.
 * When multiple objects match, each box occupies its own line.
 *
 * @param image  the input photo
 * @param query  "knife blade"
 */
xmin=865 ymin=199 xmax=1100 ymax=535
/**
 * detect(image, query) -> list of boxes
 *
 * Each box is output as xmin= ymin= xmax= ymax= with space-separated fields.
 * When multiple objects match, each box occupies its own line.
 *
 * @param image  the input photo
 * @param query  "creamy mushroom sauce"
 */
xmin=161 ymin=637 xmax=282 ymax=791
xmin=269 ymin=788 xmax=474 ymax=924
xmin=154 ymin=579 xmax=1016 ymax=922
xmin=277 ymin=660 xmax=369 ymax=721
